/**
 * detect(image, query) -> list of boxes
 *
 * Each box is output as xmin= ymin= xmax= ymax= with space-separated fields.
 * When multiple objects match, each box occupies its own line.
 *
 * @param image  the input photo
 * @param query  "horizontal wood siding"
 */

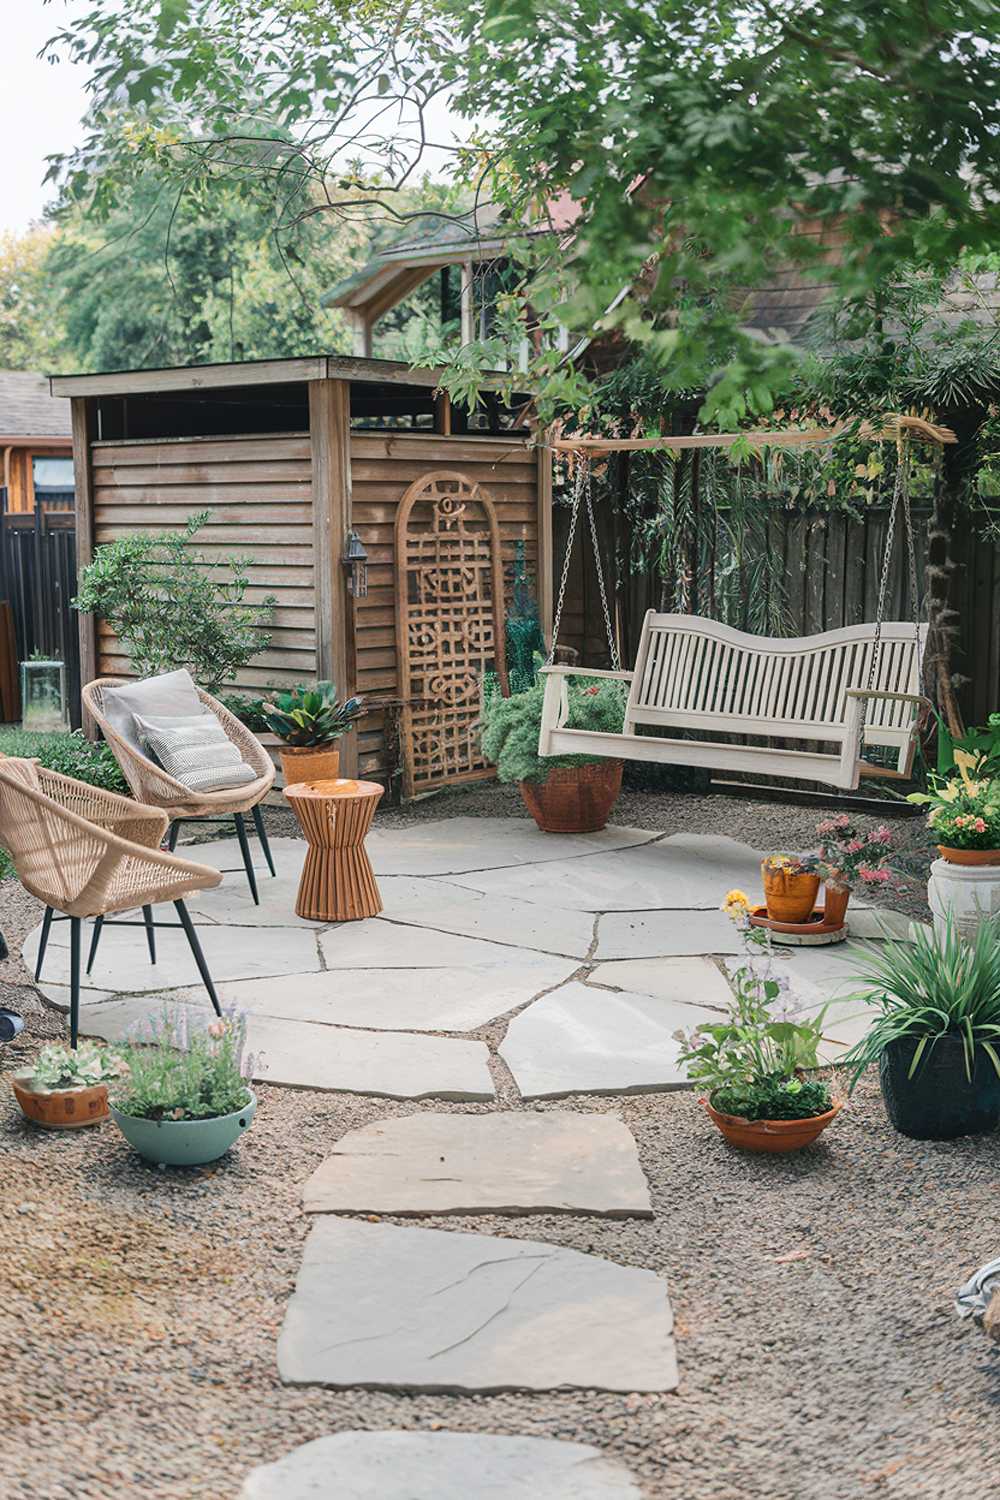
xmin=349 ymin=434 xmax=539 ymax=782
xmin=89 ymin=433 xmax=316 ymax=694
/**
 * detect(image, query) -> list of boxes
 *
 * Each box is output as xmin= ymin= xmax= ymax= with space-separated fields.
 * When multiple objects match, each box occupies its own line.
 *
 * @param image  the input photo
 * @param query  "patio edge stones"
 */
xmin=238 ymin=1431 xmax=643 ymax=1499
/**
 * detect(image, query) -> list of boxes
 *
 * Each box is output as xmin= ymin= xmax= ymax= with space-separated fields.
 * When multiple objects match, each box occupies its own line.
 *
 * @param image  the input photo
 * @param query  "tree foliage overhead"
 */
xmin=45 ymin=0 xmax=1000 ymax=420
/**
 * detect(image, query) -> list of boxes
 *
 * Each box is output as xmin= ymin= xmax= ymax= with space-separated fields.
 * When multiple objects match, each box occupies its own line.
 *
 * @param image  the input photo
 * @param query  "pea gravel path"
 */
xmin=2 ymin=786 xmax=998 ymax=1500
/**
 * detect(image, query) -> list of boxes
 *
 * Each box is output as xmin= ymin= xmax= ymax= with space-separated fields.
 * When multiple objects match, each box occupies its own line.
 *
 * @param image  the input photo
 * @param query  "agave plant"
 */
xmin=840 ymin=914 xmax=1000 ymax=1088
xmin=262 ymin=682 xmax=364 ymax=747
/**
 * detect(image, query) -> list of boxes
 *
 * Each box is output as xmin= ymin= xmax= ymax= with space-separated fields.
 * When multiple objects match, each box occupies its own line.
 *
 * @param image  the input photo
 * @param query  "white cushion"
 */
xmin=134 ymin=713 xmax=257 ymax=795
xmin=102 ymin=670 xmax=207 ymax=750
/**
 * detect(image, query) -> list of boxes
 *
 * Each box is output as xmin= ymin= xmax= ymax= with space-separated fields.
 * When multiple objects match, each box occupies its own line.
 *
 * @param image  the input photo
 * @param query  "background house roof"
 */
xmin=0 ymin=369 xmax=72 ymax=441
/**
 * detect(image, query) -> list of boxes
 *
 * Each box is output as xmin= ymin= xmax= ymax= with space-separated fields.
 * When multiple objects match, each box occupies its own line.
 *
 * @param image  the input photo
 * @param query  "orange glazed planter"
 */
xmin=761 ymin=864 xmax=821 ymax=924
xmin=822 ymin=883 xmax=851 ymax=927
xmin=12 ymin=1071 xmax=108 ymax=1129
xmin=937 ymin=845 xmax=1000 ymax=867
xmin=701 ymin=1097 xmax=842 ymax=1154
xmin=519 ymin=760 xmax=624 ymax=834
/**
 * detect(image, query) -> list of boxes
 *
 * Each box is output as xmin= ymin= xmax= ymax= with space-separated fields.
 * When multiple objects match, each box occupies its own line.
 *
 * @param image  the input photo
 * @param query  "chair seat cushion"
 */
xmin=134 ymin=713 xmax=258 ymax=795
xmin=102 ymin=670 xmax=207 ymax=750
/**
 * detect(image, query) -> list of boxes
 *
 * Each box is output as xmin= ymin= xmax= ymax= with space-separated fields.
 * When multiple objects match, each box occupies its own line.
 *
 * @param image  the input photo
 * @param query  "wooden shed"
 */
xmin=51 ymin=355 xmax=552 ymax=794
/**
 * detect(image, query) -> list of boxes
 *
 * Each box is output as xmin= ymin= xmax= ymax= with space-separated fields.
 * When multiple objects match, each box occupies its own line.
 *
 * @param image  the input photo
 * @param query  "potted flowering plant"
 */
xmin=814 ymin=814 xmax=896 ymax=925
xmin=109 ymin=1010 xmax=257 ymax=1167
xmin=677 ymin=892 xmax=841 ymax=1152
xmin=907 ymin=751 xmax=1000 ymax=866
xmin=12 ymin=1041 xmax=124 ymax=1129
xmin=760 ymin=853 xmax=823 ymax=924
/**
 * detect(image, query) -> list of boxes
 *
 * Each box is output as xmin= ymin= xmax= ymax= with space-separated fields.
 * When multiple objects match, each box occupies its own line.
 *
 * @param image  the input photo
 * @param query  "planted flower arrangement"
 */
xmin=758 ymin=816 xmax=898 ymax=932
xmin=908 ymin=751 xmax=1000 ymax=865
xmin=12 ymin=1041 xmax=124 ymax=1129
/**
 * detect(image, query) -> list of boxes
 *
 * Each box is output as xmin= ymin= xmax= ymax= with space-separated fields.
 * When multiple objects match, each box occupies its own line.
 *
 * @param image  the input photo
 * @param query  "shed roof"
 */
xmin=0 ymin=368 xmax=73 ymax=442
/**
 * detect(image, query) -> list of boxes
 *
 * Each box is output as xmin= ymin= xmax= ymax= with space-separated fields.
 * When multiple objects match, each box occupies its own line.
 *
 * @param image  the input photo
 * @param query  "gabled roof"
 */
xmin=0 ymin=369 xmax=72 ymax=442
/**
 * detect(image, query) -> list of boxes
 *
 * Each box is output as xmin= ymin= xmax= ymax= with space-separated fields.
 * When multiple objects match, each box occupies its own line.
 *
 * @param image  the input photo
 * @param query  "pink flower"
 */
xmin=858 ymin=865 xmax=890 ymax=883
xmin=207 ymin=1020 xmax=228 ymax=1039
xmin=816 ymin=819 xmax=836 ymax=835
xmin=835 ymin=814 xmax=850 ymax=827
xmin=846 ymin=838 xmax=864 ymax=853
xmin=974 ymin=817 xmax=987 ymax=833
xmin=869 ymin=826 xmax=892 ymax=845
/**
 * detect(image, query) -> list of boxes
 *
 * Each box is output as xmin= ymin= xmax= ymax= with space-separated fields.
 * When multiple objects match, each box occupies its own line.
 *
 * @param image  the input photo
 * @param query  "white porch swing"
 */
xmin=538 ymin=416 xmax=954 ymax=791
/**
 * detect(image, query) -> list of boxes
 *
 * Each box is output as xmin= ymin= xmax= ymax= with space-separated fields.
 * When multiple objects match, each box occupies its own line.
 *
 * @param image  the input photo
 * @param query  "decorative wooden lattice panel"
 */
xmin=395 ymin=471 xmax=508 ymax=797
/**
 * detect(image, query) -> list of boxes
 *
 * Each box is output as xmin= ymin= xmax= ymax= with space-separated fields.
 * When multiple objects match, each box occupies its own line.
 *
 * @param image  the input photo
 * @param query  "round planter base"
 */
xmin=748 ymin=906 xmax=848 ymax=945
xmin=928 ymin=857 xmax=1000 ymax=942
xmin=937 ymin=845 xmax=1000 ymax=867
xmin=701 ymin=1097 xmax=842 ymax=1153
xmin=12 ymin=1072 xmax=108 ymax=1129
xmin=519 ymin=761 xmax=623 ymax=834
xmin=111 ymin=1093 xmax=257 ymax=1166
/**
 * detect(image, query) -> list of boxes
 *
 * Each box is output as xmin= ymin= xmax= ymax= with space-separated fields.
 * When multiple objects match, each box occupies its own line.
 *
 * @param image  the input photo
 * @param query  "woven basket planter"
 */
xmin=519 ymin=760 xmax=623 ymax=834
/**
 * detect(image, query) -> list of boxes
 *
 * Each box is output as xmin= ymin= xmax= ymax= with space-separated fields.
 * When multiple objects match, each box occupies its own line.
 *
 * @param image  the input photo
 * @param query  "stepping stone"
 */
xmin=239 ymin=1431 xmax=642 ymax=1500
xmin=596 ymin=908 xmax=744 ymax=959
xmin=844 ymin=908 xmax=926 ymax=942
xmin=277 ymin=1218 xmax=676 ymax=1392
xmin=366 ymin=816 xmax=659 ymax=877
xmin=378 ymin=875 xmax=594 ymax=958
xmin=500 ymin=980 xmax=720 ymax=1099
xmin=302 ymin=1111 xmax=652 ymax=1217
xmin=78 ymin=1001 xmax=495 ymax=1100
xmin=590 ymin=956 xmax=733 ymax=1011
xmin=167 ymin=963 xmax=575 ymax=1032
xmin=319 ymin=921 xmax=577 ymax=974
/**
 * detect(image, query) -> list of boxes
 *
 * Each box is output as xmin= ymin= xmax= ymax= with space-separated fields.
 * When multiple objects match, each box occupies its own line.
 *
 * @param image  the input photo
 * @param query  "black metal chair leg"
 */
xmin=167 ymin=820 xmax=180 ymax=852
xmin=35 ymin=905 xmax=54 ymax=981
xmin=251 ymin=802 xmax=276 ymax=878
xmin=142 ymin=905 xmax=156 ymax=965
xmin=86 ymin=915 xmax=105 ymax=975
xmin=233 ymin=812 xmax=259 ymax=904
xmin=174 ymin=900 xmax=222 ymax=1016
xmin=70 ymin=917 xmax=81 ymax=1049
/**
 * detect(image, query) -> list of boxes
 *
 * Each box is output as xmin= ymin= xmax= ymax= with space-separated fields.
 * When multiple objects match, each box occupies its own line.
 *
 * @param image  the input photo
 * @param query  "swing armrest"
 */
xmin=843 ymin=689 xmax=928 ymax=707
xmin=538 ymin=666 xmax=636 ymax=681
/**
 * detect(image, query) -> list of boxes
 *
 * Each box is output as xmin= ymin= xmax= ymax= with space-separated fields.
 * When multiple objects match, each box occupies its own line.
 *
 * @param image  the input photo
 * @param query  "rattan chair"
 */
xmin=0 ymin=758 xmax=225 ymax=1047
xmin=82 ymin=678 xmax=276 ymax=904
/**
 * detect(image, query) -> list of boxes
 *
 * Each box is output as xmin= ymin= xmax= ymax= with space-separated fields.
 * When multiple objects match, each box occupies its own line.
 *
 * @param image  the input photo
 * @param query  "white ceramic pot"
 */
xmin=928 ymin=857 xmax=1000 ymax=940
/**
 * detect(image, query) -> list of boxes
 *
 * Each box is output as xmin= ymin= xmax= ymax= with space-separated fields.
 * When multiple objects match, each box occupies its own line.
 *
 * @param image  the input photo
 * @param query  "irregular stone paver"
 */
xmin=78 ymin=1001 xmax=495 ymax=1100
xmin=499 ymin=980 xmax=721 ymax=1100
xmin=596 ymin=908 xmax=744 ymax=959
xmin=590 ymin=956 xmax=733 ymax=1010
xmin=844 ymin=908 xmax=926 ymax=942
xmin=182 ymin=837 xmax=318 ymax=927
xmin=277 ymin=1218 xmax=676 ymax=1392
xmin=319 ymin=920 xmax=575 ymax=972
xmin=378 ymin=874 xmax=594 ymax=958
xmin=168 ymin=962 xmax=575 ymax=1032
xmin=302 ymin=1112 xmax=652 ymax=1218
xmin=239 ymin=1431 xmax=642 ymax=1500
xmin=451 ymin=832 xmax=763 ymax=912
xmin=366 ymin=816 xmax=659 ymax=877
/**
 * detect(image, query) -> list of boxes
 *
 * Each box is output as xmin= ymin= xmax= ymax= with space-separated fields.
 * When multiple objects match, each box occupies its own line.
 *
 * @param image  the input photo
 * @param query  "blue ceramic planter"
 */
xmin=110 ymin=1093 xmax=257 ymax=1166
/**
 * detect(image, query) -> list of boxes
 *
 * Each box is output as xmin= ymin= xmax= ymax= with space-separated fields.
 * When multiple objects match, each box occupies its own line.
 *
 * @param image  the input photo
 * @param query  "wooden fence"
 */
xmin=0 ymin=509 xmax=81 ymax=728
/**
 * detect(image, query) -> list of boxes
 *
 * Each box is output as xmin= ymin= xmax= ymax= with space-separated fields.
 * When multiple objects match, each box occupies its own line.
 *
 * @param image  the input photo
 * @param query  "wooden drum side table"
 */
xmin=284 ymin=779 xmax=384 ymax=922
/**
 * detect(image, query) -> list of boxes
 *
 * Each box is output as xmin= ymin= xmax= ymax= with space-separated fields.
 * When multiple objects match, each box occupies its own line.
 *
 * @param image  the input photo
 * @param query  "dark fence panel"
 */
xmin=0 ymin=510 xmax=81 ymax=728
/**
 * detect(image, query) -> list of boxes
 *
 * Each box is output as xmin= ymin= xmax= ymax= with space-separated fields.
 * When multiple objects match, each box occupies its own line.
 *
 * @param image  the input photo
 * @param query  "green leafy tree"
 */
xmin=0 ymin=227 xmax=69 ymax=371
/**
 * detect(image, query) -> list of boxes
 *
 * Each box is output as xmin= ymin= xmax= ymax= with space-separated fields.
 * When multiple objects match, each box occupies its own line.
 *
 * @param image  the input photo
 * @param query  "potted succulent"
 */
xmin=263 ymin=681 xmax=364 ymax=786
xmin=813 ymin=813 xmax=896 ymax=925
xmin=676 ymin=893 xmax=842 ymax=1152
xmin=840 ymin=914 xmax=1000 ymax=1141
xmin=479 ymin=676 xmax=627 ymax=833
xmin=760 ymin=853 xmax=823 ymax=924
xmin=12 ymin=1041 xmax=123 ymax=1129
xmin=109 ymin=1011 xmax=257 ymax=1167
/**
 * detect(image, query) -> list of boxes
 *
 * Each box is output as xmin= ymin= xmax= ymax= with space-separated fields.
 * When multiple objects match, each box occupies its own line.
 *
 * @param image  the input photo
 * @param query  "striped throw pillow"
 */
xmin=134 ymin=714 xmax=258 ymax=794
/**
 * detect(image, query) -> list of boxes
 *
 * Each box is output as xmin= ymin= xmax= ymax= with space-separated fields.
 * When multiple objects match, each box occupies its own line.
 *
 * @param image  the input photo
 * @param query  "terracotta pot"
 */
xmin=519 ymin=760 xmax=623 ymax=834
xmin=279 ymin=744 xmax=340 ymax=787
xmin=823 ymin=883 xmax=850 ymax=927
xmin=12 ymin=1071 xmax=108 ymax=1130
xmin=701 ymin=1097 xmax=842 ymax=1154
xmin=761 ymin=864 xmax=821 ymax=924
xmin=937 ymin=845 xmax=1000 ymax=867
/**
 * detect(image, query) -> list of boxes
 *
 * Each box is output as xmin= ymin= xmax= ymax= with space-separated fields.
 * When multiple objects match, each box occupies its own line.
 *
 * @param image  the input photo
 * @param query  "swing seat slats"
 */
xmin=538 ymin=613 xmax=929 ymax=791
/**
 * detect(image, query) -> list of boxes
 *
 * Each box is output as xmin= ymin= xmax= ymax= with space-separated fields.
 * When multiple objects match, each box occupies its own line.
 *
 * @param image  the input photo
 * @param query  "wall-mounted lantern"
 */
xmin=342 ymin=528 xmax=369 ymax=598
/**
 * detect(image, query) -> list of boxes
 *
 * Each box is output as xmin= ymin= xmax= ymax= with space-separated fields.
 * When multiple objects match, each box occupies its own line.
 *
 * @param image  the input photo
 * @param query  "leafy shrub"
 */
xmin=73 ymin=510 xmax=275 ymax=691
xmin=218 ymin=691 xmax=271 ymax=733
xmin=0 ymin=728 xmax=129 ymax=795
xmin=30 ymin=1041 xmax=125 ymax=1091
xmin=711 ymin=1076 xmax=833 ymax=1121
xmin=479 ymin=676 xmax=627 ymax=784
xmin=112 ymin=1010 xmax=254 ymax=1122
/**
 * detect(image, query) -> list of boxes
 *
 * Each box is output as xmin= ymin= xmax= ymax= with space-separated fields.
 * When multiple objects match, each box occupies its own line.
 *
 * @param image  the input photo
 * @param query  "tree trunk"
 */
xmin=926 ymin=406 xmax=984 ymax=738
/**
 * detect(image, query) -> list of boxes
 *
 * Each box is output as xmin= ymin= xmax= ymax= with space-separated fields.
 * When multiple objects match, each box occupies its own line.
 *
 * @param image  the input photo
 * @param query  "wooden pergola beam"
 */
xmin=551 ymin=414 xmax=957 ymax=454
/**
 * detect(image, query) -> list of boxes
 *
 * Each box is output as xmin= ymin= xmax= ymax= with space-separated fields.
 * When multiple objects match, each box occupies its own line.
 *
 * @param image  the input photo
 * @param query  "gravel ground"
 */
xmin=4 ymin=786 xmax=994 ymax=1500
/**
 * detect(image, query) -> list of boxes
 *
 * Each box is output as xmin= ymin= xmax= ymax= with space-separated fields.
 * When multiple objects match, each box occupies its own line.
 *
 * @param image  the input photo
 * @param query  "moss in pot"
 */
xmin=479 ymin=674 xmax=627 ymax=833
xmin=841 ymin=914 xmax=1000 ymax=1140
xmin=110 ymin=1010 xmax=257 ymax=1167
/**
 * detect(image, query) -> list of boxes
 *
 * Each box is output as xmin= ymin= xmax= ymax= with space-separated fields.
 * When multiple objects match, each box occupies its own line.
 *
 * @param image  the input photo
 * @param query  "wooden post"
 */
xmin=434 ymin=391 xmax=452 ymax=435
xmin=536 ymin=438 xmax=554 ymax=644
xmin=308 ymin=379 xmax=357 ymax=778
xmin=71 ymin=397 xmax=98 ymax=736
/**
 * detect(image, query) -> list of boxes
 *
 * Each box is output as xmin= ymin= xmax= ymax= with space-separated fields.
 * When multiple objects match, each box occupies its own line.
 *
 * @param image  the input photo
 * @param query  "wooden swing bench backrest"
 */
xmin=538 ymin=613 xmax=929 ymax=791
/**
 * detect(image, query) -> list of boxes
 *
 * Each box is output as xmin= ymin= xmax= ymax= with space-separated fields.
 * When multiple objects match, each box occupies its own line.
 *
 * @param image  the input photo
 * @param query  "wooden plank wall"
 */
xmin=349 ymin=433 xmax=539 ymax=781
xmin=89 ymin=433 xmax=317 ymax=694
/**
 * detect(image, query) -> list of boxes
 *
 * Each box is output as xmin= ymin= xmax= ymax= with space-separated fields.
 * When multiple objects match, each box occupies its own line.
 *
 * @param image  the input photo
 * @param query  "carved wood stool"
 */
xmin=284 ymin=779 xmax=384 ymax=922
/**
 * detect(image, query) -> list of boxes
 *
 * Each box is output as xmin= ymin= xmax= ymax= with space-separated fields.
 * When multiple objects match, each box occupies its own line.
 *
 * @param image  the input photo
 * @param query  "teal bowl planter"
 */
xmin=110 ymin=1093 xmax=257 ymax=1167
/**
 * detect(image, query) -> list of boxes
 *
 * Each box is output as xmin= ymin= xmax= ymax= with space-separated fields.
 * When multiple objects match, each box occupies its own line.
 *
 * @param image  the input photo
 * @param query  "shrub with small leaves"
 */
xmin=479 ymin=676 xmax=627 ymax=784
xmin=112 ymin=1009 xmax=255 ymax=1122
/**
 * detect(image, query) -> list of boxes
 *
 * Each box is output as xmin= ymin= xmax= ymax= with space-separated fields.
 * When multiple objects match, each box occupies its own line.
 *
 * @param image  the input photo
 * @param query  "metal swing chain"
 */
xmin=585 ymin=469 xmax=622 ymax=672
xmin=546 ymin=455 xmax=585 ymax=664
xmin=546 ymin=455 xmax=621 ymax=670
xmin=867 ymin=432 xmax=917 ymax=694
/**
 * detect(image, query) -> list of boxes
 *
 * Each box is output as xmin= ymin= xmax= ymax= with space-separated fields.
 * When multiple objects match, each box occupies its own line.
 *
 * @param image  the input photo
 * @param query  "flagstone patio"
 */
xmin=23 ymin=817 xmax=919 ymax=1098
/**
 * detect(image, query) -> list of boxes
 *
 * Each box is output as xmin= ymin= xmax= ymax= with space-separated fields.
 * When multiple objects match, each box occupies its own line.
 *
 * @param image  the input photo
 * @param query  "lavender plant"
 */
xmin=112 ymin=1009 xmax=255 ymax=1121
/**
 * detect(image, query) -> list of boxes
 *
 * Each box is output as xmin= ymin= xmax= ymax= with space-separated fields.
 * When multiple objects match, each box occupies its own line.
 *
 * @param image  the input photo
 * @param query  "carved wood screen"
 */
xmin=395 ymin=470 xmax=509 ymax=798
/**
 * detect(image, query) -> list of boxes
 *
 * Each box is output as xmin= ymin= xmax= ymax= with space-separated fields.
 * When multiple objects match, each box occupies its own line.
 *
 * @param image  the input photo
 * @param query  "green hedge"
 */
xmin=0 ymin=730 xmax=130 ymax=878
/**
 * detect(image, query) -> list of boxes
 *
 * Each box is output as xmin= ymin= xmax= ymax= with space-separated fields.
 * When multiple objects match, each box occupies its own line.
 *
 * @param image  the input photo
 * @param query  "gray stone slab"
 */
xmin=302 ymin=1111 xmax=652 ymax=1217
xmin=451 ymin=831 xmax=763 ymax=912
xmin=319 ymin=919 xmax=576 ymax=973
xmin=164 ymin=961 xmax=575 ymax=1032
xmin=590 ymin=956 xmax=733 ymax=1011
xmin=182 ymin=838 xmax=319 ymax=926
xmin=365 ymin=816 xmax=660 ymax=876
xmin=24 ymin=917 xmax=322 ymax=995
xmin=277 ymin=1218 xmax=676 ymax=1392
xmin=499 ymin=980 xmax=722 ymax=1099
xmin=844 ymin=908 xmax=928 ymax=942
xmin=239 ymin=1431 xmax=642 ymax=1500
xmin=596 ymin=908 xmax=744 ymax=959
xmin=378 ymin=875 xmax=594 ymax=958
xmin=78 ymin=1001 xmax=494 ymax=1100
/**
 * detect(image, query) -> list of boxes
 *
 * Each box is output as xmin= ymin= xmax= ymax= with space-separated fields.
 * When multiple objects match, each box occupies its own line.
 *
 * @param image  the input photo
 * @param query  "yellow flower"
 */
xmin=722 ymin=889 xmax=751 ymax=922
xmin=938 ymin=781 xmax=960 ymax=803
